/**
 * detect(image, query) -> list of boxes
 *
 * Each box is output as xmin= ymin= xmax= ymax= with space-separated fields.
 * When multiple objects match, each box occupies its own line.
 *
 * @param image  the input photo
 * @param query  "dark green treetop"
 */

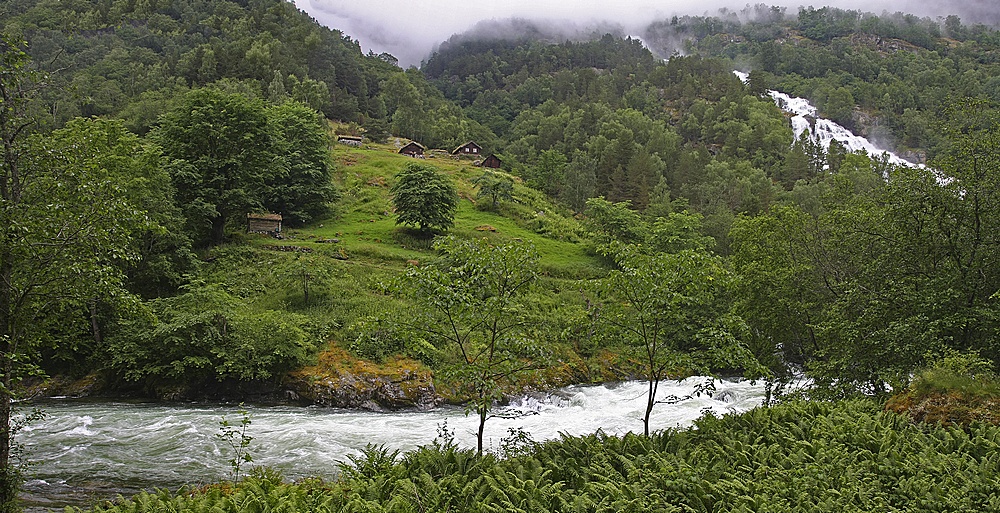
xmin=154 ymin=88 xmax=274 ymax=246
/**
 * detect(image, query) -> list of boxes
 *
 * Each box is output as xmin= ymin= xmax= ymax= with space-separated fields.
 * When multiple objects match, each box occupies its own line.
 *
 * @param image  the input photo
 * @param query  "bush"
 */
xmin=885 ymin=351 xmax=1000 ymax=426
xmin=106 ymin=284 xmax=316 ymax=392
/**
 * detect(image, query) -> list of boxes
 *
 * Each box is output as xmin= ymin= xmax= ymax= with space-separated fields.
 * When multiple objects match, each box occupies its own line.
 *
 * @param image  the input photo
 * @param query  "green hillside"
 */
xmin=319 ymin=139 xmax=597 ymax=274
xmin=2 ymin=0 xmax=998 ymax=407
xmin=78 ymin=135 xmax=620 ymax=404
xmin=4 ymin=1 xmax=1000 ymax=511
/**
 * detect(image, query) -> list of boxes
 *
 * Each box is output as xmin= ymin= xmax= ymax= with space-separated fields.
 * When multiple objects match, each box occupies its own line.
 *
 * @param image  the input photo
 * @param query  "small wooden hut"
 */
xmin=247 ymin=213 xmax=282 ymax=236
xmin=478 ymin=154 xmax=502 ymax=169
xmin=398 ymin=141 xmax=425 ymax=157
xmin=337 ymin=135 xmax=363 ymax=147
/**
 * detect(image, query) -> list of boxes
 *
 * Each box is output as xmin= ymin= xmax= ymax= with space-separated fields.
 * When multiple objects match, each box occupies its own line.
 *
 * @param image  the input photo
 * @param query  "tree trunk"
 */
xmin=0 ymin=395 xmax=11 ymax=512
xmin=302 ymin=270 xmax=310 ymax=306
xmin=477 ymin=404 xmax=487 ymax=456
xmin=0 ymin=278 xmax=15 ymax=509
xmin=0 ymin=39 xmax=21 ymax=509
xmin=644 ymin=379 xmax=656 ymax=437
xmin=0 ymin=354 xmax=12 ymax=509
xmin=211 ymin=214 xmax=227 ymax=245
xmin=89 ymin=297 xmax=102 ymax=345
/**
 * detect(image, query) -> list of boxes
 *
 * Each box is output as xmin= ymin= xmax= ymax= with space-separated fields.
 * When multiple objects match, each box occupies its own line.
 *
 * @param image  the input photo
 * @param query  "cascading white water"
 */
xmin=733 ymin=71 xmax=921 ymax=169
xmin=19 ymin=377 xmax=780 ymax=509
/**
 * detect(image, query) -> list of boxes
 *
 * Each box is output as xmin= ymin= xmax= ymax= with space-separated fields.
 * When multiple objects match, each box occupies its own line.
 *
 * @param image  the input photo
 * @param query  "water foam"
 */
xmin=733 ymin=71 xmax=921 ymax=169
xmin=22 ymin=378 xmax=776 ymax=508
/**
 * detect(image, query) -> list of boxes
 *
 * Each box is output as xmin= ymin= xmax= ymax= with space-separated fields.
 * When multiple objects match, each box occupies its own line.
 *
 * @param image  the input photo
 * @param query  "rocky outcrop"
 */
xmin=284 ymin=346 xmax=440 ymax=410
xmin=21 ymin=374 xmax=107 ymax=400
xmin=24 ymin=347 xmax=616 ymax=409
xmin=23 ymin=342 xmax=441 ymax=409
xmin=285 ymin=367 xmax=438 ymax=410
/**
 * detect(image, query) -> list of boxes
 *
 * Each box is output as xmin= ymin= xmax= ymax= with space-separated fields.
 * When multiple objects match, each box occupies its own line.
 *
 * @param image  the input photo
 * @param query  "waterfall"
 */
xmin=733 ymin=71 xmax=922 ymax=169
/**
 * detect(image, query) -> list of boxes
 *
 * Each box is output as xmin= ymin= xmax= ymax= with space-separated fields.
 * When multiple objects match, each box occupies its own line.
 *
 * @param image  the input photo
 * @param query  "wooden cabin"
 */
xmin=452 ymin=141 xmax=482 ymax=156
xmin=247 ymin=213 xmax=282 ymax=236
xmin=478 ymin=154 xmax=502 ymax=169
xmin=337 ymin=135 xmax=363 ymax=147
xmin=398 ymin=141 xmax=425 ymax=157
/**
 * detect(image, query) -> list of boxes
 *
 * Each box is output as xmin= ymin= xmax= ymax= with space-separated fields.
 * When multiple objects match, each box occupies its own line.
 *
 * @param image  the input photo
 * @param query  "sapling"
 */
xmin=217 ymin=406 xmax=253 ymax=483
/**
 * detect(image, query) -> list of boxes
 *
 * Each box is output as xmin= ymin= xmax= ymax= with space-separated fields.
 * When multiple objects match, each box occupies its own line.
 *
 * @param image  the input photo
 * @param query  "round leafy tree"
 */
xmin=390 ymin=162 xmax=458 ymax=234
xmin=155 ymin=88 xmax=273 ymax=246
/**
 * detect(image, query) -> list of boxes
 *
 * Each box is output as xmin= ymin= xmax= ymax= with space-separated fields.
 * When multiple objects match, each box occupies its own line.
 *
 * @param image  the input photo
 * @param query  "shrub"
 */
xmin=107 ymin=284 xmax=316 ymax=392
xmin=886 ymin=351 xmax=1000 ymax=426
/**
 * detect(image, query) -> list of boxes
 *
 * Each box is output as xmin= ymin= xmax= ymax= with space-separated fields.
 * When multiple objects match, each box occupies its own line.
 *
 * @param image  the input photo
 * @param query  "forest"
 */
xmin=2 ymin=0 xmax=1000 ymax=511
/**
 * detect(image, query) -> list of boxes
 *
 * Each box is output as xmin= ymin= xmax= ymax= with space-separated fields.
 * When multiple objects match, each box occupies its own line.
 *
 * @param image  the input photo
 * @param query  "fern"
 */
xmin=71 ymin=398 xmax=1000 ymax=513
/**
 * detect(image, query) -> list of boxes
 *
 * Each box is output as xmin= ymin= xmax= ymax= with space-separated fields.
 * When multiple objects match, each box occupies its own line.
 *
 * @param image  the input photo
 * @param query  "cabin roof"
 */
xmin=247 ymin=213 xmax=283 ymax=221
xmin=452 ymin=141 xmax=482 ymax=154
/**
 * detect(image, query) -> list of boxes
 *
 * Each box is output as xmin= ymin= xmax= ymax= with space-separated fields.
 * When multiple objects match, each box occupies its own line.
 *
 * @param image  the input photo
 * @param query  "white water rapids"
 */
xmin=19 ymin=377 xmax=776 ymax=509
xmin=733 ymin=71 xmax=921 ymax=169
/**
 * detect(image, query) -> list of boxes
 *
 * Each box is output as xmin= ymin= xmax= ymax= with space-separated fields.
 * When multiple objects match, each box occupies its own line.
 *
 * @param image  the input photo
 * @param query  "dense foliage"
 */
xmin=3 ymin=0 xmax=1000 ymax=509
xmin=70 ymin=399 xmax=1000 ymax=512
xmin=730 ymin=102 xmax=1000 ymax=394
xmin=424 ymin=33 xmax=798 ymax=246
xmin=154 ymin=89 xmax=339 ymax=245
xmin=106 ymin=283 xmax=316 ymax=396
xmin=1 ymin=0 xmax=398 ymax=128
xmin=155 ymin=88 xmax=276 ymax=245
xmin=0 ymin=0 xmax=997 ymax=405
xmin=0 ymin=38 xmax=149 ymax=508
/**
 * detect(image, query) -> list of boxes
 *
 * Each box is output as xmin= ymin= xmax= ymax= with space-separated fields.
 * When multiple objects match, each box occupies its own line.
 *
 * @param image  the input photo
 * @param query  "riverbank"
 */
xmin=23 ymin=343 xmax=645 ymax=409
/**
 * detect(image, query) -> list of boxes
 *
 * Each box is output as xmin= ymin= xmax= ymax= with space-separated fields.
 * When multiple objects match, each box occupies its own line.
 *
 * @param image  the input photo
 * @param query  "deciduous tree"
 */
xmin=1 ymin=37 xmax=144 ymax=509
xmin=46 ymin=117 xmax=197 ymax=300
xmin=403 ymin=236 xmax=544 ymax=454
xmin=155 ymin=88 xmax=274 ymax=245
xmin=263 ymin=101 xmax=339 ymax=226
xmin=390 ymin=162 xmax=458 ymax=234
xmin=472 ymin=169 xmax=514 ymax=210
xmin=597 ymin=243 xmax=761 ymax=436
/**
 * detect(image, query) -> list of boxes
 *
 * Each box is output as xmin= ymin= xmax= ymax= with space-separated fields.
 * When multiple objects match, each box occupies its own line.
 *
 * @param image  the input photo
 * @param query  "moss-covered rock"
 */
xmin=285 ymin=345 xmax=438 ymax=410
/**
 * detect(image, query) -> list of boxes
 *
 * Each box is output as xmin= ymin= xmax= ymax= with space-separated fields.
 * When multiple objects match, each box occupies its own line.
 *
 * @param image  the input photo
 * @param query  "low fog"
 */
xmin=293 ymin=0 xmax=999 ymax=67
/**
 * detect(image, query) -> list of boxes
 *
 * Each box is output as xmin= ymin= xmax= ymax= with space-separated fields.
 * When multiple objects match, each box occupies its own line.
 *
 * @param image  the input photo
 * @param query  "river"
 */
xmin=19 ymin=377 xmax=775 ymax=510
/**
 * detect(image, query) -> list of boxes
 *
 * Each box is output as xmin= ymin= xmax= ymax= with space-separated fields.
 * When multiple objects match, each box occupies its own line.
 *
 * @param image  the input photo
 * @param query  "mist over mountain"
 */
xmin=293 ymin=0 xmax=999 ymax=67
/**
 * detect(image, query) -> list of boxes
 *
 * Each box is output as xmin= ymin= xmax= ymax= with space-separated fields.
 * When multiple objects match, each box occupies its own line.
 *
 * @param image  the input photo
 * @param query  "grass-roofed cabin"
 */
xmin=247 ymin=213 xmax=282 ymax=236
xmin=398 ymin=141 xmax=425 ymax=157
xmin=452 ymin=141 xmax=482 ymax=157
xmin=337 ymin=135 xmax=363 ymax=147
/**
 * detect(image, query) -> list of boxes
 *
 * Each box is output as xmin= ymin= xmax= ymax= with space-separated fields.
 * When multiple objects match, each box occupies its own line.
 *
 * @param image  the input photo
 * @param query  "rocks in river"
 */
xmin=286 ymin=370 xmax=439 ymax=411
xmin=284 ymin=346 xmax=439 ymax=410
xmin=25 ymin=352 xmax=439 ymax=409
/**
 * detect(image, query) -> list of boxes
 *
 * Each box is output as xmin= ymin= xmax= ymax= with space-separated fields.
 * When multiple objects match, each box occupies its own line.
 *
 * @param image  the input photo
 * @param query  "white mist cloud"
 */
xmin=293 ymin=0 xmax=1000 ymax=67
